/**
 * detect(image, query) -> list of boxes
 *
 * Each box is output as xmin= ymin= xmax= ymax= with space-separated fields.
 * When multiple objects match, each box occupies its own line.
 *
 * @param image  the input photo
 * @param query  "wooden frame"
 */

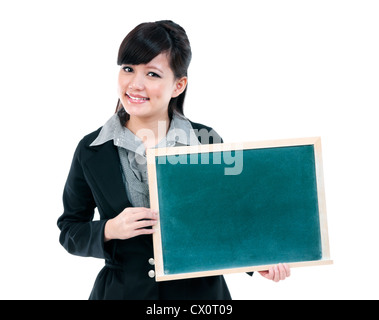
xmin=147 ymin=137 xmax=332 ymax=282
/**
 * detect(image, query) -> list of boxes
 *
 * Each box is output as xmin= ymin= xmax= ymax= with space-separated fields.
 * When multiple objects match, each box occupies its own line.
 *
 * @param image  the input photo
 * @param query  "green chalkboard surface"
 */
xmin=147 ymin=138 xmax=332 ymax=281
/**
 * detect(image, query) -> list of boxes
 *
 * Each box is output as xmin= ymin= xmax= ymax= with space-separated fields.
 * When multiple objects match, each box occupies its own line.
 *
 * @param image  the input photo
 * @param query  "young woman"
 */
xmin=57 ymin=20 xmax=290 ymax=300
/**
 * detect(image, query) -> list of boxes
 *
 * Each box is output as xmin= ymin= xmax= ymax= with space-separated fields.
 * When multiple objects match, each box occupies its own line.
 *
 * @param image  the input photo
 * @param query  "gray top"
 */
xmin=90 ymin=112 xmax=200 ymax=207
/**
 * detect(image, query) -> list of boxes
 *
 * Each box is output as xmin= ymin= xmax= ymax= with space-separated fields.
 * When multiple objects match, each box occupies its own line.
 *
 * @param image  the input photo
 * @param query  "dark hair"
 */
xmin=115 ymin=20 xmax=192 ymax=126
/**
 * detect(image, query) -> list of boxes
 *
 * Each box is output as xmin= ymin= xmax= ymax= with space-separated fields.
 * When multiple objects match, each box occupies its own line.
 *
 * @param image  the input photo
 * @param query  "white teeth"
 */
xmin=127 ymin=93 xmax=148 ymax=101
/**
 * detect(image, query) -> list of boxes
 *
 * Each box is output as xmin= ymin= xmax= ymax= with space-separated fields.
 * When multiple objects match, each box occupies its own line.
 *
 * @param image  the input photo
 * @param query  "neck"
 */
xmin=126 ymin=114 xmax=171 ymax=149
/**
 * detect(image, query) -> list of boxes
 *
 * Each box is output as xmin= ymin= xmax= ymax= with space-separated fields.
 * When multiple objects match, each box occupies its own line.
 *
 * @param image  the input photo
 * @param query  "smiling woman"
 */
xmin=115 ymin=21 xmax=192 ymax=128
xmin=118 ymin=53 xmax=188 ymax=143
xmin=57 ymin=20 xmax=290 ymax=301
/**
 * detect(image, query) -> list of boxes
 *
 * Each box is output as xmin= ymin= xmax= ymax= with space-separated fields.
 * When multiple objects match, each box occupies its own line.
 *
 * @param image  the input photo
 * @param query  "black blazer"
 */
xmin=57 ymin=120 xmax=232 ymax=300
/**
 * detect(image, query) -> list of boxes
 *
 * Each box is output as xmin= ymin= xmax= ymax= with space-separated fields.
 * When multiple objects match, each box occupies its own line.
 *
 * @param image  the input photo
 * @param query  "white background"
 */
xmin=0 ymin=0 xmax=378 ymax=300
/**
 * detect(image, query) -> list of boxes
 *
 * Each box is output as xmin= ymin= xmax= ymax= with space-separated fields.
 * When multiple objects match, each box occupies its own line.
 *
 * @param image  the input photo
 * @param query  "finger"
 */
xmin=134 ymin=219 xmax=158 ymax=230
xmin=283 ymin=263 xmax=291 ymax=277
xmin=273 ymin=265 xmax=280 ymax=282
xmin=133 ymin=227 xmax=155 ymax=237
xmin=265 ymin=267 xmax=274 ymax=280
xmin=123 ymin=207 xmax=150 ymax=214
xmin=133 ymin=210 xmax=159 ymax=222
xmin=278 ymin=263 xmax=286 ymax=281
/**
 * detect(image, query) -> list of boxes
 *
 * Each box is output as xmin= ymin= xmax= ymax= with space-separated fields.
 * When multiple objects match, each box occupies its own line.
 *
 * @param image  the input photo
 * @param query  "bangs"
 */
xmin=117 ymin=23 xmax=172 ymax=66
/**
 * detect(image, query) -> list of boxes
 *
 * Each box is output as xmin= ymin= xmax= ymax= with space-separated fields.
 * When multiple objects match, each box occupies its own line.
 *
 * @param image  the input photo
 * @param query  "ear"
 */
xmin=172 ymin=77 xmax=188 ymax=98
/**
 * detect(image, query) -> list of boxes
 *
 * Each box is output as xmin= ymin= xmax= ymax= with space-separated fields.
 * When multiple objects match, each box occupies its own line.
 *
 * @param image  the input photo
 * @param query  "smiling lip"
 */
xmin=126 ymin=93 xmax=150 ymax=103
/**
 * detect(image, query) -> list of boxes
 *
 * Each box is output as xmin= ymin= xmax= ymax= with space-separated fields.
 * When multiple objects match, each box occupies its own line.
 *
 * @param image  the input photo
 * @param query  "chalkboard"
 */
xmin=147 ymin=137 xmax=332 ymax=281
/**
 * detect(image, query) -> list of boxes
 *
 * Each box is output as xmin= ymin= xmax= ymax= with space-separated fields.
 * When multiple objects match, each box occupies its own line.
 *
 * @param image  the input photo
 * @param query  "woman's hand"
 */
xmin=258 ymin=263 xmax=291 ymax=282
xmin=104 ymin=207 xmax=158 ymax=242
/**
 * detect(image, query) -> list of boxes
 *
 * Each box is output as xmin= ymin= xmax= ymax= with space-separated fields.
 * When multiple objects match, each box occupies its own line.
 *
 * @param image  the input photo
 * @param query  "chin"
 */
xmin=123 ymin=104 xmax=150 ymax=117
xmin=123 ymin=103 xmax=168 ymax=121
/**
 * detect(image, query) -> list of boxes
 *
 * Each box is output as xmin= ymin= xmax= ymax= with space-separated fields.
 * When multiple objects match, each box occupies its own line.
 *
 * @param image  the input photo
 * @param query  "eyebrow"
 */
xmin=145 ymin=64 xmax=164 ymax=74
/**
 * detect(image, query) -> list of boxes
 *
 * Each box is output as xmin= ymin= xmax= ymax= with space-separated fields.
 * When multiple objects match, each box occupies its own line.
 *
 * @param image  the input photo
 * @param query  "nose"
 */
xmin=128 ymin=72 xmax=145 ymax=91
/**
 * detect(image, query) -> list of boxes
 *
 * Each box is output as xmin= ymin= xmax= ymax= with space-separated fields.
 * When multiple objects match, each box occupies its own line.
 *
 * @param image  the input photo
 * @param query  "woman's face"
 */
xmin=118 ymin=53 xmax=187 ymax=122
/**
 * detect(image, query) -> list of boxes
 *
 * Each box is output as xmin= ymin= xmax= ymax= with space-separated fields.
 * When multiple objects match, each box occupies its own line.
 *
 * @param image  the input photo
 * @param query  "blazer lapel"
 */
xmin=84 ymin=141 xmax=131 ymax=215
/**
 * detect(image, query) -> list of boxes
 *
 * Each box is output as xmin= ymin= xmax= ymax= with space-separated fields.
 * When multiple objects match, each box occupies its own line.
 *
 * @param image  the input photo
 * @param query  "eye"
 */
xmin=147 ymin=72 xmax=161 ymax=78
xmin=122 ymin=66 xmax=133 ymax=73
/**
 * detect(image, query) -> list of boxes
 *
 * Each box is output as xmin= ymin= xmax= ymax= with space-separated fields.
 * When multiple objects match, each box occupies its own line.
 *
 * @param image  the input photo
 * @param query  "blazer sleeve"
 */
xmin=57 ymin=139 xmax=110 ymax=259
